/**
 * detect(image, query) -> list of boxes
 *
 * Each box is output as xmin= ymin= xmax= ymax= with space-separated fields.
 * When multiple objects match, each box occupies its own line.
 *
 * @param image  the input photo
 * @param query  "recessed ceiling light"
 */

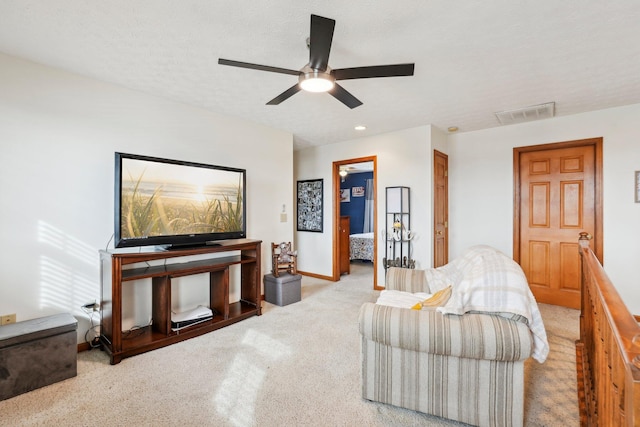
xmin=355 ymin=125 xmax=366 ymax=131
xmin=447 ymin=126 xmax=459 ymax=132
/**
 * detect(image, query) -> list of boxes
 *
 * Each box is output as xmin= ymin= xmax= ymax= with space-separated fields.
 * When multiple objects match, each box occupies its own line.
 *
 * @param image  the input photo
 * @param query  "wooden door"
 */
xmin=433 ymin=150 xmax=448 ymax=267
xmin=516 ymin=141 xmax=600 ymax=309
xmin=339 ymin=216 xmax=350 ymax=275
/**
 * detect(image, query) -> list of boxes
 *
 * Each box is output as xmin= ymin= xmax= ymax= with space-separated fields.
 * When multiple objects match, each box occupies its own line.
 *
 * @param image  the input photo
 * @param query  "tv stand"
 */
xmin=99 ymin=239 xmax=261 ymax=364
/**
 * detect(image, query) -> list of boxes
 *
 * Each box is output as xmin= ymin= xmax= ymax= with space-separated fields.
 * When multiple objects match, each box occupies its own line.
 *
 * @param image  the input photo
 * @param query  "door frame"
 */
xmin=513 ymin=137 xmax=603 ymax=264
xmin=332 ymin=156 xmax=378 ymax=288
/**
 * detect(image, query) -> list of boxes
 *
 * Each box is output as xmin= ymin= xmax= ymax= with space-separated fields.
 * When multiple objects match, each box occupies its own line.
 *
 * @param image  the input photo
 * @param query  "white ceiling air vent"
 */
xmin=495 ymin=102 xmax=555 ymax=126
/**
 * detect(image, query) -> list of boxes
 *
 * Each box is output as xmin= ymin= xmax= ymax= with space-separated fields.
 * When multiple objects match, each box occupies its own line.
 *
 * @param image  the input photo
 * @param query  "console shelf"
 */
xmin=99 ymin=239 xmax=262 ymax=364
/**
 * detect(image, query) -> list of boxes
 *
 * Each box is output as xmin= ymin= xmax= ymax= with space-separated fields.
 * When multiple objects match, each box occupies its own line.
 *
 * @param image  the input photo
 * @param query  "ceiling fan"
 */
xmin=218 ymin=14 xmax=415 ymax=109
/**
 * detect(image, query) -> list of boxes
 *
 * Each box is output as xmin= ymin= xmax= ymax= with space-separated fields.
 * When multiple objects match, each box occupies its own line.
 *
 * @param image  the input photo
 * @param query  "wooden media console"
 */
xmin=99 ymin=239 xmax=261 ymax=364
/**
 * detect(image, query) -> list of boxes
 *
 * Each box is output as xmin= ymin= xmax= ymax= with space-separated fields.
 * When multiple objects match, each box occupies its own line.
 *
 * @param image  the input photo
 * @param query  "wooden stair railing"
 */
xmin=576 ymin=233 xmax=640 ymax=426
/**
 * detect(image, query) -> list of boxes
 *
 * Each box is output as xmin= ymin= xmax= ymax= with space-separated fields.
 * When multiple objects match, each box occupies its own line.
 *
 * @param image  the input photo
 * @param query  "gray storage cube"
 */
xmin=264 ymin=273 xmax=302 ymax=306
xmin=0 ymin=313 xmax=77 ymax=401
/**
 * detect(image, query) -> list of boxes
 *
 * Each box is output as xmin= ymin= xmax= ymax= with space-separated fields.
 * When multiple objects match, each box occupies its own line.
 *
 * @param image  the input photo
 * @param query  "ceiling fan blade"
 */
xmin=308 ymin=15 xmax=335 ymax=71
xmin=266 ymin=84 xmax=302 ymax=105
xmin=329 ymin=83 xmax=363 ymax=109
xmin=332 ymin=63 xmax=415 ymax=80
xmin=218 ymin=58 xmax=301 ymax=76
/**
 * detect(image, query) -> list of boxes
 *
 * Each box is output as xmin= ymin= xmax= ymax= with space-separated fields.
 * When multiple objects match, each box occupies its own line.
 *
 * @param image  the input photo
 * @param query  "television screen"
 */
xmin=114 ymin=152 xmax=246 ymax=248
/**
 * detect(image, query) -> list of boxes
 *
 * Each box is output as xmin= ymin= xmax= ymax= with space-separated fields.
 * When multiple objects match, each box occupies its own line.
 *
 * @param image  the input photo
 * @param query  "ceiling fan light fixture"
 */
xmin=339 ymin=169 xmax=348 ymax=177
xmin=299 ymin=70 xmax=335 ymax=92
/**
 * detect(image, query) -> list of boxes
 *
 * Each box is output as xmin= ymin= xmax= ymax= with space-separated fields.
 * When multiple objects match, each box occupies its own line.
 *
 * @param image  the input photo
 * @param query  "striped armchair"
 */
xmin=359 ymin=267 xmax=533 ymax=427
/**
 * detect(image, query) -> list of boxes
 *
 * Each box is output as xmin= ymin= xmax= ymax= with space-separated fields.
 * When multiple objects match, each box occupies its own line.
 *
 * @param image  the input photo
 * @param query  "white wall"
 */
xmin=0 ymin=54 xmax=294 ymax=342
xmin=448 ymin=103 xmax=640 ymax=313
xmin=294 ymin=125 xmax=434 ymax=284
xmin=431 ymin=126 xmax=449 ymax=156
xmin=3 ymin=50 xmax=637 ymax=343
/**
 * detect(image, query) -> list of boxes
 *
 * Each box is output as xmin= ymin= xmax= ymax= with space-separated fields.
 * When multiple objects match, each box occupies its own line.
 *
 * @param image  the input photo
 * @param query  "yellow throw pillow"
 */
xmin=411 ymin=285 xmax=452 ymax=310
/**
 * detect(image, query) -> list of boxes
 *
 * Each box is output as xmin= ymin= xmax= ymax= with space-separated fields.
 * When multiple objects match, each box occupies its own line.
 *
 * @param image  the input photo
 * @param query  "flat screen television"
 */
xmin=114 ymin=152 xmax=246 ymax=249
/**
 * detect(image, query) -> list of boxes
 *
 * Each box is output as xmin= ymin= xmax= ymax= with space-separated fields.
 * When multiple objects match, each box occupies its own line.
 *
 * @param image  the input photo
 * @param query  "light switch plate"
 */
xmin=1 ymin=314 xmax=16 ymax=325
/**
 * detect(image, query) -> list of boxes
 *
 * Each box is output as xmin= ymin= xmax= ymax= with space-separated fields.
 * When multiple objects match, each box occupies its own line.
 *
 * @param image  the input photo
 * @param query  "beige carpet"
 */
xmin=0 ymin=262 xmax=579 ymax=426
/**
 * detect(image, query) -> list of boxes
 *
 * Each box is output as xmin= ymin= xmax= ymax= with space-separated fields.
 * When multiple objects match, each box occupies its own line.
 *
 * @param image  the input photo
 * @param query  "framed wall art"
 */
xmin=340 ymin=189 xmax=350 ymax=202
xmin=352 ymin=186 xmax=365 ymax=197
xmin=297 ymin=179 xmax=324 ymax=232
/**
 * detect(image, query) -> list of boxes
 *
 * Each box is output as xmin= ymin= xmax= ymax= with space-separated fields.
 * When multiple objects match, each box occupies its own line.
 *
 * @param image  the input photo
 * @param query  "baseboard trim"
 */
xmin=297 ymin=270 xmax=334 ymax=281
xmin=78 ymin=341 xmax=103 ymax=353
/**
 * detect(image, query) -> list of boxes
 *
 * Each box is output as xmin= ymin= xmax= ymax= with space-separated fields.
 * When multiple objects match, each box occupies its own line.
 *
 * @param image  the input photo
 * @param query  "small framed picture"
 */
xmin=340 ymin=189 xmax=350 ymax=202
xmin=636 ymin=171 xmax=640 ymax=203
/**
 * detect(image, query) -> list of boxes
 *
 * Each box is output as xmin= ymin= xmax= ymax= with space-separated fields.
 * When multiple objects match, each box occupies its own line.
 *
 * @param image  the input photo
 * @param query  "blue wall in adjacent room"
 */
xmin=339 ymin=172 xmax=373 ymax=234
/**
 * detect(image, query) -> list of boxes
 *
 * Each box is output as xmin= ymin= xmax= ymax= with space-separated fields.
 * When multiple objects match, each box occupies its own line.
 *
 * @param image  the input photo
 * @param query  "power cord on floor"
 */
xmin=81 ymin=302 xmax=101 ymax=349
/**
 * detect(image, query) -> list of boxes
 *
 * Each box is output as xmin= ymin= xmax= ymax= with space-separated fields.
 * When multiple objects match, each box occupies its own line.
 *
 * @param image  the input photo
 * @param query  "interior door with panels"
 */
xmin=515 ymin=139 xmax=602 ymax=309
xmin=433 ymin=150 xmax=448 ymax=267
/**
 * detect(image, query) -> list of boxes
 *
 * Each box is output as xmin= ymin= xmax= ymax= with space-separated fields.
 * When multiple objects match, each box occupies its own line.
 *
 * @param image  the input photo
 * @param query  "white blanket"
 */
xmin=435 ymin=245 xmax=549 ymax=363
xmin=375 ymin=290 xmax=432 ymax=308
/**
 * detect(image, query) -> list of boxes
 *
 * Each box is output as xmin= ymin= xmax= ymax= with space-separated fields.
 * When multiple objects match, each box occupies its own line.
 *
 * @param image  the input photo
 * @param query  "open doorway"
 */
xmin=332 ymin=156 xmax=377 ymax=288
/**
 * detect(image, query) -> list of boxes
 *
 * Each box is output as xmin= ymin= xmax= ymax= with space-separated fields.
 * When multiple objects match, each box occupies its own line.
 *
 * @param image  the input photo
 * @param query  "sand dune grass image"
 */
xmin=121 ymin=171 xmax=243 ymax=239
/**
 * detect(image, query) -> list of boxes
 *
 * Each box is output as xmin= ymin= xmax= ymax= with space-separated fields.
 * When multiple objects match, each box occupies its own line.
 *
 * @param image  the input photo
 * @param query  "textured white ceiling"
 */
xmin=1 ymin=1 xmax=639 ymax=150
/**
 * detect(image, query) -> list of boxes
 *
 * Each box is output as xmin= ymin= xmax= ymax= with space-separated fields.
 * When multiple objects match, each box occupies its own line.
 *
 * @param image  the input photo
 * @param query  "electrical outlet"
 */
xmin=1 ymin=313 xmax=16 ymax=325
xmin=82 ymin=301 xmax=99 ymax=312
